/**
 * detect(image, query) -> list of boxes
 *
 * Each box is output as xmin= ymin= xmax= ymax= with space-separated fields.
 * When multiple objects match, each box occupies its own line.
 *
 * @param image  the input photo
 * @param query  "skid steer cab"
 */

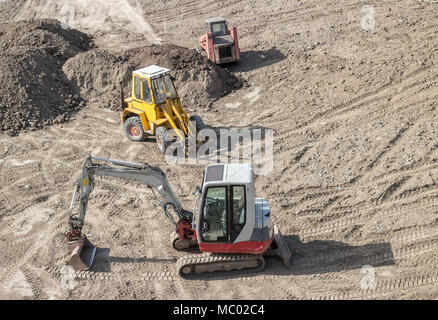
xmin=121 ymin=65 xmax=204 ymax=153
xmin=199 ymin=17 xmax=240 ymax=64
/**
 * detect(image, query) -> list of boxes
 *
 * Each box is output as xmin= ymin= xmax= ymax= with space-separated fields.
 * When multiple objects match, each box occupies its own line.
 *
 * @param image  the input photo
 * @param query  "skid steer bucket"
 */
xmin=266 ymin=222 xmax=292 ymax=267
xmin=67 ymin=234 xmax=96 ymax=271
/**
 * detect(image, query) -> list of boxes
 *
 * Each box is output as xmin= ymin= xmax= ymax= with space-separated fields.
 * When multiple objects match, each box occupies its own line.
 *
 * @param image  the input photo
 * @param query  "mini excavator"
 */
xmin=66 ymin=156 xmax=291 ymax=277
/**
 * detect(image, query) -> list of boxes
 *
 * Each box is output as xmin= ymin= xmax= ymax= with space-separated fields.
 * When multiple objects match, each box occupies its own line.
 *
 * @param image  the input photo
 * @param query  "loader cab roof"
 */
xmin=204 ymin=163 xmax=253 ymax=186
xmin=133 ymin=65 xmax=170 ymax=79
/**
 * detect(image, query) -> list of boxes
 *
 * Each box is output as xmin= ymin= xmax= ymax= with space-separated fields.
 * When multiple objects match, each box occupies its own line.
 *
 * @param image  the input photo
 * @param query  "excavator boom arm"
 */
xmin=68 ymin=156 xmax=191 ymax=234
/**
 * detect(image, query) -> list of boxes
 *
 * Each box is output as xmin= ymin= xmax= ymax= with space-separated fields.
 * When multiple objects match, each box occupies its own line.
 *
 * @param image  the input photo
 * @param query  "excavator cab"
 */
xmin=193 ymin=164 xmax=291 ymax=266
xmin=176 ymin=163 xmax=291 ymax=276
xmin=196 ymin=164 xmax=253 ymax=246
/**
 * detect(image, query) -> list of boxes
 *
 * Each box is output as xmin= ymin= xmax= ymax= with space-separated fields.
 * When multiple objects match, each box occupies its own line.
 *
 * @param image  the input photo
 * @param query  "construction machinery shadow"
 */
xmin=271 ymin=235 xmax=395 ymax=276
xmin=78 ymin=235 xmax=394 ymax=278
xmin=90 ymin=247 xmax=177 ymax=273
xmin=207 ymin=124 xmax=272 ymax=161
xmin=224 ymin=47 xmax=286 ymax=73
xmin=184 ymin=235 xmax=395 ymax=281
xmin=209 ymin=124 xmax=272 ymax=139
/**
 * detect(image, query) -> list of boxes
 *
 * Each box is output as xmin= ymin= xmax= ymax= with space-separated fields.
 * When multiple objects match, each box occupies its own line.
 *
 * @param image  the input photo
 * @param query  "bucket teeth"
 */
xmin=67 ymin=235 xmax=96 ymax=271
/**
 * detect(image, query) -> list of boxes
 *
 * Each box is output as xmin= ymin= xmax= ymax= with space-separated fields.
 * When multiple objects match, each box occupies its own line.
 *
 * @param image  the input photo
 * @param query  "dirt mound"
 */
xmin=63 ymin=43 xmax=244 ymax=111
xmin=125 ymin=44 xmax=244 ymax=109
xmin=0 ymin=20 xmax=242 ymax=133
xmin=0 ymin=19 xmax=91 ymax=60
xmin=63 ymin=49 xmax=134 ymax=110
xmin=0 ymin=19 xmax=91 ymax=134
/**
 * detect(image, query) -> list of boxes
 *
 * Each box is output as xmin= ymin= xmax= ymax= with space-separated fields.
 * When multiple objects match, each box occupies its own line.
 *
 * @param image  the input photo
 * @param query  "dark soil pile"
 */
xmin=0 ymin=20 xmax=243 ymax=133
xmin=62 ymin=49 xmax=134 ymax=110
xmin=125 ymin=44 xmax=244 ymax=109
xmin=64 ymin=44 xmax=244 ymax=111
xmin=0 ymin=19 xmax=91 ymax=134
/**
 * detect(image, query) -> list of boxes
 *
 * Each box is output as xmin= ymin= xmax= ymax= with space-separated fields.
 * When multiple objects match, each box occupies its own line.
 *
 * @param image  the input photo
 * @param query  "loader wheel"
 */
xmin=124 ymin=117 xmax=145 ymax=142
xmin=156 ymin=126 xmax=171 ymax=154
xmin=189 ymin=115 xmax=205 ymax=133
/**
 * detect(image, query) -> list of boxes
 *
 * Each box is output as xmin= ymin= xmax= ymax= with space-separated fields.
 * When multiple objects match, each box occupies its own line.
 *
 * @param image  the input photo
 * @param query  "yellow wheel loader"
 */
xmin=121 ymin=65 xmax=204 ymax=153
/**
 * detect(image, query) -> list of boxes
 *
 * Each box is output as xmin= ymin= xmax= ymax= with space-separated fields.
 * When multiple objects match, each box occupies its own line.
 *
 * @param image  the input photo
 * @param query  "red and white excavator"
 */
xmin=66 ymin=156 xmax=291 ymax=277
xmin=198 ymin=17 xmax=240 ymax=64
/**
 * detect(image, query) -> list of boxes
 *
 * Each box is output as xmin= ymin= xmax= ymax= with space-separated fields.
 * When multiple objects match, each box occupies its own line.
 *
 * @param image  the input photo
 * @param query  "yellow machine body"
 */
xmin=121 ymin=65 xmax=197 ymax=142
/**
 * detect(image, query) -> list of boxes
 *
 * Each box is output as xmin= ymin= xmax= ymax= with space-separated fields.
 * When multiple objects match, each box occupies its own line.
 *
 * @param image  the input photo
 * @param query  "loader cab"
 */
xmin=122 ymin=65 xmax=185 ymax=140
xmin=197 ymin=164 xmax=256 ymax=246
xmin=131 ymin=65 xmax=178 ymax=107
xmin=121 ymin=64 xmax=201 ymax=151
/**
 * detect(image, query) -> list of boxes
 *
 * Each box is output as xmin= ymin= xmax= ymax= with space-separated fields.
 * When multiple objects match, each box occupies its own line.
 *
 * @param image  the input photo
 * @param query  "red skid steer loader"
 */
xmin=199 ymin=17 xmax=240 ymax=64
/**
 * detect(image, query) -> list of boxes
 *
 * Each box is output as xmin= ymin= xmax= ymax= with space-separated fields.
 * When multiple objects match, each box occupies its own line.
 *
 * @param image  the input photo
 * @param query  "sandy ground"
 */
xmin=0 ymin=0 xmax=437 ymax=299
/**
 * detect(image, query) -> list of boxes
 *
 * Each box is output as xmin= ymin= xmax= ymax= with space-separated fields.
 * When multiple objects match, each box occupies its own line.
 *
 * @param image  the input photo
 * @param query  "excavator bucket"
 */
xmin=267 ymin=222 xmax=292 ymax=268
xmin=67 ymin=235 xmax=96 ymax=271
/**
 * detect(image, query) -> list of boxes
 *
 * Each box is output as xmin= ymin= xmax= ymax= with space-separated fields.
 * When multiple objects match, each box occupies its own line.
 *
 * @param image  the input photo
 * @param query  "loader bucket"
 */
xmin=269 ymin=222 xmax=292 ymax=268
xmin=67 ymin=235 xmax=96 ymax=271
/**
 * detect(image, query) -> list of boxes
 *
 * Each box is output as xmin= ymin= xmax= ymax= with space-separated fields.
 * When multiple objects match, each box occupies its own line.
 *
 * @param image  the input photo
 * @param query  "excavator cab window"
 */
xmin=230 ymin=185 xmax=246 ymax=242
xmin=201 ymin=186 xmax=228 ymax=242
xmin=200 ymin=185 xmax=247 ymax=243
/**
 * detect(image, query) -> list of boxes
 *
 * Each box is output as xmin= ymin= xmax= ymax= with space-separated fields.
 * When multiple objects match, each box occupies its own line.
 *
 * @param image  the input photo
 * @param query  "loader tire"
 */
xmin=189 ymin=115 xmax=205 ymax=133
xmin=156 ymin=126 xmax=171 ymax=154
xmin=124 ymin=117 xmax=146 ymax=142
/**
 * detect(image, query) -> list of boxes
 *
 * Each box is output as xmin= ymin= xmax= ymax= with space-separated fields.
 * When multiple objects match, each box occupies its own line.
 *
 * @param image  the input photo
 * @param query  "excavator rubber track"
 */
xmin=176 ymin=253 xmax=265 ymax=278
